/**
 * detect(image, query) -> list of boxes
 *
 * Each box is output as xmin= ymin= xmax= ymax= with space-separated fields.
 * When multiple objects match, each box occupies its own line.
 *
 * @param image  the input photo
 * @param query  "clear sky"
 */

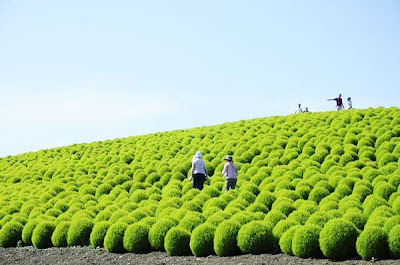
xmin=0 ymin=0 xmax=399 ymax=157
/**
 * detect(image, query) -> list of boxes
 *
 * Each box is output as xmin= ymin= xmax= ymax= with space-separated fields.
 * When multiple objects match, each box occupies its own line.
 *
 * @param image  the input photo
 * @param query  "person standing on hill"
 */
xmin=222 ymin=155 xmax=238 ymax=192
xmin=189 ymin=151 xmax=208 ymax=190
xmin=328 ymin=94 xmax=344 ymax=111
xmin=347 ymin=97 xmax=353 ymax=109
xmin=295 ymin=103 xmax=303 ymax=114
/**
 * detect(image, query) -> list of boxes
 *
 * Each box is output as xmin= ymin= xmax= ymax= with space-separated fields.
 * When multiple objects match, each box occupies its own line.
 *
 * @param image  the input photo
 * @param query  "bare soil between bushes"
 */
xmin=1 ymin=247 xmax=399 ymax=265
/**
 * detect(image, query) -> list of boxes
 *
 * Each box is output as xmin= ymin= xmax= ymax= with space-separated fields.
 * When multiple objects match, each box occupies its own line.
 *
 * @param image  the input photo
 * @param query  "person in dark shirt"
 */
xmin=328 ymin=94 xmax=344 ymax=111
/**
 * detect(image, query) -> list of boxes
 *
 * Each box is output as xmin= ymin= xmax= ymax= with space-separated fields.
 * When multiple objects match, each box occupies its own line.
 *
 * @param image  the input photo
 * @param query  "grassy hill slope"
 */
xmin=0 ymin=107 xmax=400 ymax=259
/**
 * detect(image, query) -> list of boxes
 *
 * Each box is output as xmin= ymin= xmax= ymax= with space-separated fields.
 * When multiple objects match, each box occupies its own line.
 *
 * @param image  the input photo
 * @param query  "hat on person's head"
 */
xmin=195 ymin=151 xmax=202 ymax=158
xmin=224 ymin=155 xmax=233 ymax=162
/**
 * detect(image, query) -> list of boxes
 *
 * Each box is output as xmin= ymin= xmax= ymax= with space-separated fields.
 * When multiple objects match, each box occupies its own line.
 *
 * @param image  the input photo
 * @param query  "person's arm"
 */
xmin=222 ymin=163 xmax=228 ymax=177
xmin=189 ymin=161 xmax=195 ymax=181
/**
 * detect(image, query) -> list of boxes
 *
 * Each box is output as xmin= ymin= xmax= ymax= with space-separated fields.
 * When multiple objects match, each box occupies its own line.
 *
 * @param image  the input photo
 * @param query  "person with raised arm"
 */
xmin=328 ymin=94 xmax=344 ymax=111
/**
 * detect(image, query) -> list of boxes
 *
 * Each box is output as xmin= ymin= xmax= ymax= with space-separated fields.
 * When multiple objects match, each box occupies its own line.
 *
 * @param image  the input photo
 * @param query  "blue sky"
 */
xmin=0 ymin=0 xmax=399 ymax=157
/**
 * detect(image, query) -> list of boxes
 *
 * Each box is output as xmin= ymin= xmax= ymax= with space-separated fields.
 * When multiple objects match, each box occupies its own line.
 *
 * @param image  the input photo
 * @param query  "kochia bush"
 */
xmin=104 ymin=222 xmax=129 ymax=253
xmin=0 ymin=221 xmax=24 ymax=247
xmin=51 ymin=221 xmax=71 ymax=247
xmin=292 ymin=224 xmax=322 ymax=258
xmin=164 ymin=227 xmax=191 ymax=256
xmin=214 ymin=220 xmax=241 ymax=256
xmin=237 ymin=221 xmax=274 ymax=254
xmin=356 ymin=227 xmax=388 ymax=260
xmin=190 ymin=224 xmax=216 ymax=257
xmin=67 ymin=218 xmax=94 ymax=247
xmin=32 ymin=221 xmax=56 ymax=249
xmin=319 ymin=219 xmax=359 ymax=260
xmin=123 ymin=223 xmax=151 ymax=253
xmin=90 ymin=221 xmax=111 ymax=248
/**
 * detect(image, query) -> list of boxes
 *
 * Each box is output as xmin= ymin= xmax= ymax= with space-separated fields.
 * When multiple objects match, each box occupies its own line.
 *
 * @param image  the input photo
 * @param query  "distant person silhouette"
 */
xmin=347 ymin=97 xmax=353 ymax=109
xmin=328 ymin=94 xmax=344 ymax=111
xmin=305 ymin=107 xmax=309 ymax=112
xmin=189 ymin=151 xmax=208 ymax=190
xmin=295 ymin=103 xmax=303 ymax=114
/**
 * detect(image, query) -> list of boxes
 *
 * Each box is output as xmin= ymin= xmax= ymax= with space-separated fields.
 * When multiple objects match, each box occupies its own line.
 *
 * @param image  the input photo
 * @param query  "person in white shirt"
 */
xmin=347 ymin=97 xmax=353 ymax=109
xmin=189 ymin=151 xmax=208 ymax=190
xmin=222 ymin=155 xmax=238 ymax=192
xmin=295 ymin=103 xmax=303 ymax=114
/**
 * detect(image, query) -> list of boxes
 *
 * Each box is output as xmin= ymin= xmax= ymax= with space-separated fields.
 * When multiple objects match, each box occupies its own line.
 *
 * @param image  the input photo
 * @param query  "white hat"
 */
xmin=195 ymin=151 xmax=202 ymax=158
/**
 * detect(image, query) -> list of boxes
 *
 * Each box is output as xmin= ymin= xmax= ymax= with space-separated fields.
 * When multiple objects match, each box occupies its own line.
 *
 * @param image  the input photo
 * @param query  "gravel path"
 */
xmin=1 ymin=247 xmax=399 ymax=265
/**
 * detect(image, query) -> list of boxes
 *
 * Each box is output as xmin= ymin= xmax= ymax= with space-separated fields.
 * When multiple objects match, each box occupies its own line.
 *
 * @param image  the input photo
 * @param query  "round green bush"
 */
xmin=309 ymin=187 xmax=330 ymax=204
xmin=342 ymin=211 xmax=366 ymax=230
xmin=67 ymin=218 xmax=94 ymax=246
xmin=0 ymin=221 xmax=24 ymax=247
xmin=90 ymin=221 xmax=110 ymax=248
xmin=264 ymin=210 xmax=286 ymax=226
xmin=123 ymin=223 xmax=151 ymax=253
xmin=389 ymin=224 xmax=400 ymax=258
xmin=356 ymin=227 xmax=388 ymax=260
xmin=273 ymin=220 xmax=298 ymax=240
xmin=51 ymin=221 xmax=71 ymax=247
xmin=104 ymin=222 xmax=129 ymax=253
xmin=279 ymin=225 xmax=301 ymax=255
xmin=319 ymin=219 xmax=359 ymax=260
xmin=164 ymin=227 xmax=191 ymax=256
xmin=32 ymin=221 xmax=56 ymax=249
xmin=292 ymin=224 xmax=322 ymax=258
xmin=214 ymin=220 xmax=241 ymax=256
xmin=237 ymin=221 xmax=274 ymax=254
xmin=190 ymin=223 xmax=216 ymax=257
xmin=306 ymin=211 xmax=330 ymax=227
xmin=384 ymin=216 xmax=400 ymax=234
xmin=148 ymin=218 xmax=177 ymax=251
xmin=21 ymin=219 xmax=39 ymax=245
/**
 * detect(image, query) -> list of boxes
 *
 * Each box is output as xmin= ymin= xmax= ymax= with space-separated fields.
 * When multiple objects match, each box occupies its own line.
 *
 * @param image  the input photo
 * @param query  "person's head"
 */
xmin=298 ymin=103 xmax=301 ymax=108
xmin=339 ymin=94 xmax=342 ymax=98
xmin=305 ymin=107 xmax=308 ymax=111
xmin=224 ymin=155 xmax=233 ymax=162
xmin=347 ymin=97 xmax=351 ymax=101
xmin=194 ymin=151 xmax=202 ymax=158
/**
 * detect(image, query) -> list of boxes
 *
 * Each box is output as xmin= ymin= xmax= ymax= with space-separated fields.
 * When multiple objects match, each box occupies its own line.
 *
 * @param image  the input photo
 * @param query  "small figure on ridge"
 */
xmin=328 ymin=94 xmax=344 ymax=111
xmin=295 ymin=103 xmax=303 ymax=114
xmin=347 ymin=97 xmax=353 ymax=109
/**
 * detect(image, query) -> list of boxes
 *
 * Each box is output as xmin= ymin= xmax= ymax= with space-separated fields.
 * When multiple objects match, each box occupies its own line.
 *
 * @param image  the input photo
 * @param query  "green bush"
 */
xmin=67 ymin=218 xmax=94 ymax=246
xmin=104 ymin=222 xmax=129 ymax=253
xmin=237 ymin=221 xmax=274 ymax=254
xmin=90 ymin=221 xmax=111 ymax=248
xmin=164 ymin=227 xmax=191 ymax=256
xmin=123 ymin=223 xmax=151 ymax=253
xmin=0 ymin=221 xmax=24 ymax=247
xmin=273 ymin=220 xmax=298 ymax=240
xmin=32 ymin=221 xmax=56 ymax=249
xmin=356 ymin=227 xmax=388 ymax=260
xmin=149 ymin=218 xmax=177 ymax=251
xmin=319 ymin=219 xmax=359 ymax=260
xmin=389 ymin=224 xmax=400 ymax=258
xmin=292 ymin=224 xmax=322 ymax=258
xmin=279 ymin=225 xmax=301 ymax=255
xmin=52 ymin=221 xmax=71 ymax=247
xmin=21 ymin=219 xmax=39 ymax=245
xmin=309 ymin=187 xmax=330 ymax=204
xmin=214 ymin=220 xmax=241 ymax=256
xmin=190 ymin=223 xmax=216 ymax=257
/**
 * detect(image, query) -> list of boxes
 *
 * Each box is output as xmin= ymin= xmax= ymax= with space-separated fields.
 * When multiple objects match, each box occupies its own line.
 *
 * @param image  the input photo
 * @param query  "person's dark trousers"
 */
xmin=193 ymin=173 xmax=206 ymax=190
xmin=225 ymin=178 xmax=237 ymax=192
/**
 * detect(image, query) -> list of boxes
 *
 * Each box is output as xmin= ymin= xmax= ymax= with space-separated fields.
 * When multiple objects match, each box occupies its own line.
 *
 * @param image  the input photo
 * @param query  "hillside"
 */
xmin=0 ymin=107 xmax=400 ymax=260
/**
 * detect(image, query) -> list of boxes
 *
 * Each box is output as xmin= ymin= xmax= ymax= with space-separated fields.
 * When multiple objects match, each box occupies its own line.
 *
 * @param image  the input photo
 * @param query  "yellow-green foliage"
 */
xmin=0 ymin=107 xmax=400 ymax=259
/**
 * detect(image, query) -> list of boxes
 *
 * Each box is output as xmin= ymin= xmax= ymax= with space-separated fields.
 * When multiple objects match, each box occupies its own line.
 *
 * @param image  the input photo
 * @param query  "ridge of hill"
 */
xmin=0 ymin=107 xmax=400 ymax=260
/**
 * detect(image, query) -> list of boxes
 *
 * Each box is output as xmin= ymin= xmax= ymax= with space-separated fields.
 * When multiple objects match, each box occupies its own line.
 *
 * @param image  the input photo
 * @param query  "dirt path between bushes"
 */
xmin=0 ymin=247 xmax=399 ymax=265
